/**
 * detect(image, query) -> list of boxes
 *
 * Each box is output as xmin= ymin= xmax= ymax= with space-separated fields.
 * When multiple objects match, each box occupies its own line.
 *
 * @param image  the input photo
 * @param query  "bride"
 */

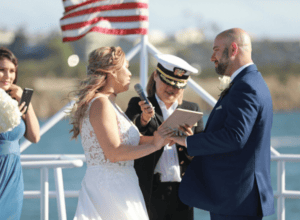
xmin=69 ymin=46 xmax=173 ymax=220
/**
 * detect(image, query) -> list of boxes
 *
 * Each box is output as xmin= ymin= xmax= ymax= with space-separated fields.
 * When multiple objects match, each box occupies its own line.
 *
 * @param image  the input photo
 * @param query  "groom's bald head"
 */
xmin=217 ymin=28 xmax=252 ymax=55
xmin=215 ymin=28 xmax=253 ymax=68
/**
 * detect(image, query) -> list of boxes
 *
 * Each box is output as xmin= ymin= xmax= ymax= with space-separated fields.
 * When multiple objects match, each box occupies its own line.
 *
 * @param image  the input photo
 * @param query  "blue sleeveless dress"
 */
xmin=0 ymin=119 xmax=25 ymax=220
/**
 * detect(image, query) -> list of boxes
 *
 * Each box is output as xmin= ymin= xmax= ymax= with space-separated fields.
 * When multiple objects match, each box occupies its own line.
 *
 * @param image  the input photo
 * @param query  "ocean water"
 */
xmin=20 ymin=112 xmax=300 ymax=220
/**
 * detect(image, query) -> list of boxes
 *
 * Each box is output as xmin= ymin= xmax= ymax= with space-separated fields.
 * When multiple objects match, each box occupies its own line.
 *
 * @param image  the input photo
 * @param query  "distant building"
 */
xmin=0 ymin=30 xmax=15 ymax=46
xmin=175 ymin=28 xmax=205 ymax=45
xmin=84 ymin=33 xmax=118 ymax=60
xmin=148 ymin=30 xmax=168 ymax=45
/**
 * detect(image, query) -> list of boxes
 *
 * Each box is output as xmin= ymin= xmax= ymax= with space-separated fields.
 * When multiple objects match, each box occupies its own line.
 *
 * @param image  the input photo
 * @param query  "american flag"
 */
xmin=60 ymin=0 xmax=149 ymax=42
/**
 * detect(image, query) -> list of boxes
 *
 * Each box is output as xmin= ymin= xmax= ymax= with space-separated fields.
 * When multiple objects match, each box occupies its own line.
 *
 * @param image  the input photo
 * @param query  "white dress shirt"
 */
xmin=154 ymin=94 xmax=182 ymax=182
xmin=230 ymin=63 xmax=254 ymax=81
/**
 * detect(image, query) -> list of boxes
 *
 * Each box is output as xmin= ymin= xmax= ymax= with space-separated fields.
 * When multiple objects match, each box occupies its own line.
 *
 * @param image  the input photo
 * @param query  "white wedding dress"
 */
xmin=74 ymin=97 xmax=149 ymax=220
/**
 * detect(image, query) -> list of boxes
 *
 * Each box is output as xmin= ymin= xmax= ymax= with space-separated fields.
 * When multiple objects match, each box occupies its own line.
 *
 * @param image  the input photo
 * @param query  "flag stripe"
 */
xmin=64 ymin=0 xmax=148 ymax=19
xmin=61 ymin=15 xmax=148 ymax=31
xmin=60 ymin=0 xmax=148 ymax=42
xmin=62 ymin=2 xmax=148 ymax=20
xmin=62 ymin=27 xmax=147 ymax=42
xmin=64 ymin=0 xmax=106 ymax=13
xmin=63 ymin=21 xmax=148 ymax=37
xmin=63 ymin=0 xmax=147 ymax=9
xmin=60 ymin=8 xmax=148 ymax=26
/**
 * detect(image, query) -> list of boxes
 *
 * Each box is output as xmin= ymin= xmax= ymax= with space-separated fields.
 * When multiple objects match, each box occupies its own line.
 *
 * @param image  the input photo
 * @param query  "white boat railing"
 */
xmin=20 ymin=101 xmax=76 ymax=153
xmin=21 ymin=155 xmax=83 ymax=220
xmin=19 ymin=36 xmax=299 ymax=220
xmin=271 ymin=154 xmax=300 ymax=220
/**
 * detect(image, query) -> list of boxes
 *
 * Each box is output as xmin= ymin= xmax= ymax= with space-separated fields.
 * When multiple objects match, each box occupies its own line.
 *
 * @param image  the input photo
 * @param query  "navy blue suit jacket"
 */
xmin=179 ymin=65 xmax=275 ymax=217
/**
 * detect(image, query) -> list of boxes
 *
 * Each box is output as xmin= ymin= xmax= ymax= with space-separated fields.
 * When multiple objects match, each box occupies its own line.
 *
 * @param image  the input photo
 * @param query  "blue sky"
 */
xmin=1 ymin=0 xmax=299 ymax=40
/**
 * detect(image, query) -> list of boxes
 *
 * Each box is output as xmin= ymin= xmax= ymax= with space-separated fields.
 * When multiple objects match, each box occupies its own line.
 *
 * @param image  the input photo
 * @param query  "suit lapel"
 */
xmin=205 ymin=64 xmax=258 ymax=131
xmin=204 ymin=97 xmax=223 ymax=131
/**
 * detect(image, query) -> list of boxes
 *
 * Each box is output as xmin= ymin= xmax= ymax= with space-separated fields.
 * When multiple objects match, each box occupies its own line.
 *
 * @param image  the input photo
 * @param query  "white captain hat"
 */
xmin=154 ymin=53 xmax=198 ymax=89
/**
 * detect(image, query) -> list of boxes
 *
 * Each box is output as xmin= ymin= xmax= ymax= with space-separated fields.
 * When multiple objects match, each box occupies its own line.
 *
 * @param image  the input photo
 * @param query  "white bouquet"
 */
xmin=218 ymin=75 xmax=231 ymax=91
xmin=0 ymin=88 xmax=22 ymax=133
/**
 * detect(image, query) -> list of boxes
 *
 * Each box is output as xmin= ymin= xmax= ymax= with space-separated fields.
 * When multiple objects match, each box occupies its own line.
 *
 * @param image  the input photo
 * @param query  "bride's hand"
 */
xmin=154 ymin=126 xmax=173 ymax=149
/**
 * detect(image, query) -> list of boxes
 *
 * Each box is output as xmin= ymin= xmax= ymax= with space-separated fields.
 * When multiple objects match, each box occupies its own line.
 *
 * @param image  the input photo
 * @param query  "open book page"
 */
xmin=161 ymin=108 xmax=203 ymax=130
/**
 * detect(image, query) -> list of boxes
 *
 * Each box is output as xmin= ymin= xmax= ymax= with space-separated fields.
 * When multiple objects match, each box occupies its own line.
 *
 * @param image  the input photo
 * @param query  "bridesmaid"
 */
xmin=0 ymin=47 xmax=40 ymax=219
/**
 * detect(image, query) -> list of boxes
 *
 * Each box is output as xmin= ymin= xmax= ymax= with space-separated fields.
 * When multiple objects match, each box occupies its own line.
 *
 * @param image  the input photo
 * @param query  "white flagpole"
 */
xmin=139 ymin=35 xmax=148 ymax=91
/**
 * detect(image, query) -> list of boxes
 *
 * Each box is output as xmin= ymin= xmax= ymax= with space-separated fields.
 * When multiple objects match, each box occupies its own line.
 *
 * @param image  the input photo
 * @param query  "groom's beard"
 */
xmin=215 ymin=48 xmax=229 ymax=76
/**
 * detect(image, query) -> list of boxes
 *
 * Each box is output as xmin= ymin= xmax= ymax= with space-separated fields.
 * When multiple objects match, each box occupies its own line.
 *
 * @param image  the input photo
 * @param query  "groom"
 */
xmin=172 ymin=28 xmax=275 ymax=220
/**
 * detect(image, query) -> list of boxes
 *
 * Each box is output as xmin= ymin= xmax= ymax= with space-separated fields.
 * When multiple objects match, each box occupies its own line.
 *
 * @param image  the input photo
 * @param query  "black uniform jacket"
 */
xmin=125 ymin=96 xmax=204 ymax=210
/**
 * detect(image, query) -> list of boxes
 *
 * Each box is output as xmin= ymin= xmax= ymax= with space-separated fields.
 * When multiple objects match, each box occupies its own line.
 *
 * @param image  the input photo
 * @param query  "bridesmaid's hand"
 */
xmin=19 ymin=102 xmax=27 ymax=116
xmin=8 ymin=84 xmax=23 ymax=102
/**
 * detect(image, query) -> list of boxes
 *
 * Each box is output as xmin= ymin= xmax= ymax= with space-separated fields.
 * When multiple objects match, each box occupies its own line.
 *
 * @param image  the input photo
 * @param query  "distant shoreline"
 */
xmin=29 ymin=76 xmax=300 ymax=119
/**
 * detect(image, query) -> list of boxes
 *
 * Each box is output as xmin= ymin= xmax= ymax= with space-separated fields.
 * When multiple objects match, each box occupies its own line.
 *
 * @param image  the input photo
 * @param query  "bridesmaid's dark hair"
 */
xmin=0 ymin=47 xmax=18 ymax=84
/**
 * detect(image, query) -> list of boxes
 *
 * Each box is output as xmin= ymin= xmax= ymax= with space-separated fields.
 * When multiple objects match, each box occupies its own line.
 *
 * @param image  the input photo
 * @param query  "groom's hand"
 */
xmin=167 ymin=137 xmax=176 ymax=146
xmin=169 ymin=136 xmax=187 ymax=147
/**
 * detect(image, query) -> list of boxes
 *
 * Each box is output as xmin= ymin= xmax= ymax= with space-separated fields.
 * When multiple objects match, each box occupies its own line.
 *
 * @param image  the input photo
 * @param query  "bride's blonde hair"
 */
xmin=69 ymin=46 xmax=125 ymax=139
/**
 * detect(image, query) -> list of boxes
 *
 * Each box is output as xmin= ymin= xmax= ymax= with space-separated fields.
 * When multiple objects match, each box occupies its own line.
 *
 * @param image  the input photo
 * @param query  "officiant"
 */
xmin=125 ymin=54 xmax=204 ymax=220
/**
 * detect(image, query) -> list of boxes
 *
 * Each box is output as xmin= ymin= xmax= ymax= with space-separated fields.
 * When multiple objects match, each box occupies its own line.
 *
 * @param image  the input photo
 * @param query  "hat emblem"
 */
xmin=174 ymin=68 xmax=186 ymax=77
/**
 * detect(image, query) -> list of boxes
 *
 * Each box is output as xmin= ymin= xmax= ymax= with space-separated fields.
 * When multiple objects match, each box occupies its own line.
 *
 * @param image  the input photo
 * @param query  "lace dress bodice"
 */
xmin=81 ymin=97 xmax=140 ymax=167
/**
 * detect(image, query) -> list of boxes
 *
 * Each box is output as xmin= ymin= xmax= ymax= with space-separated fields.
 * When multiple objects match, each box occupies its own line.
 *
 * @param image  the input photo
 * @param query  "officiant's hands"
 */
xmin=154 ymin=123 xmax=193 ymax=148
xmin=138 ymin=100 xmax=155 ymax=126
xmin=167 ymin=124 xmax=193 ymax=147
xmin=178 ymin=124 xmax=193 ymax=136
